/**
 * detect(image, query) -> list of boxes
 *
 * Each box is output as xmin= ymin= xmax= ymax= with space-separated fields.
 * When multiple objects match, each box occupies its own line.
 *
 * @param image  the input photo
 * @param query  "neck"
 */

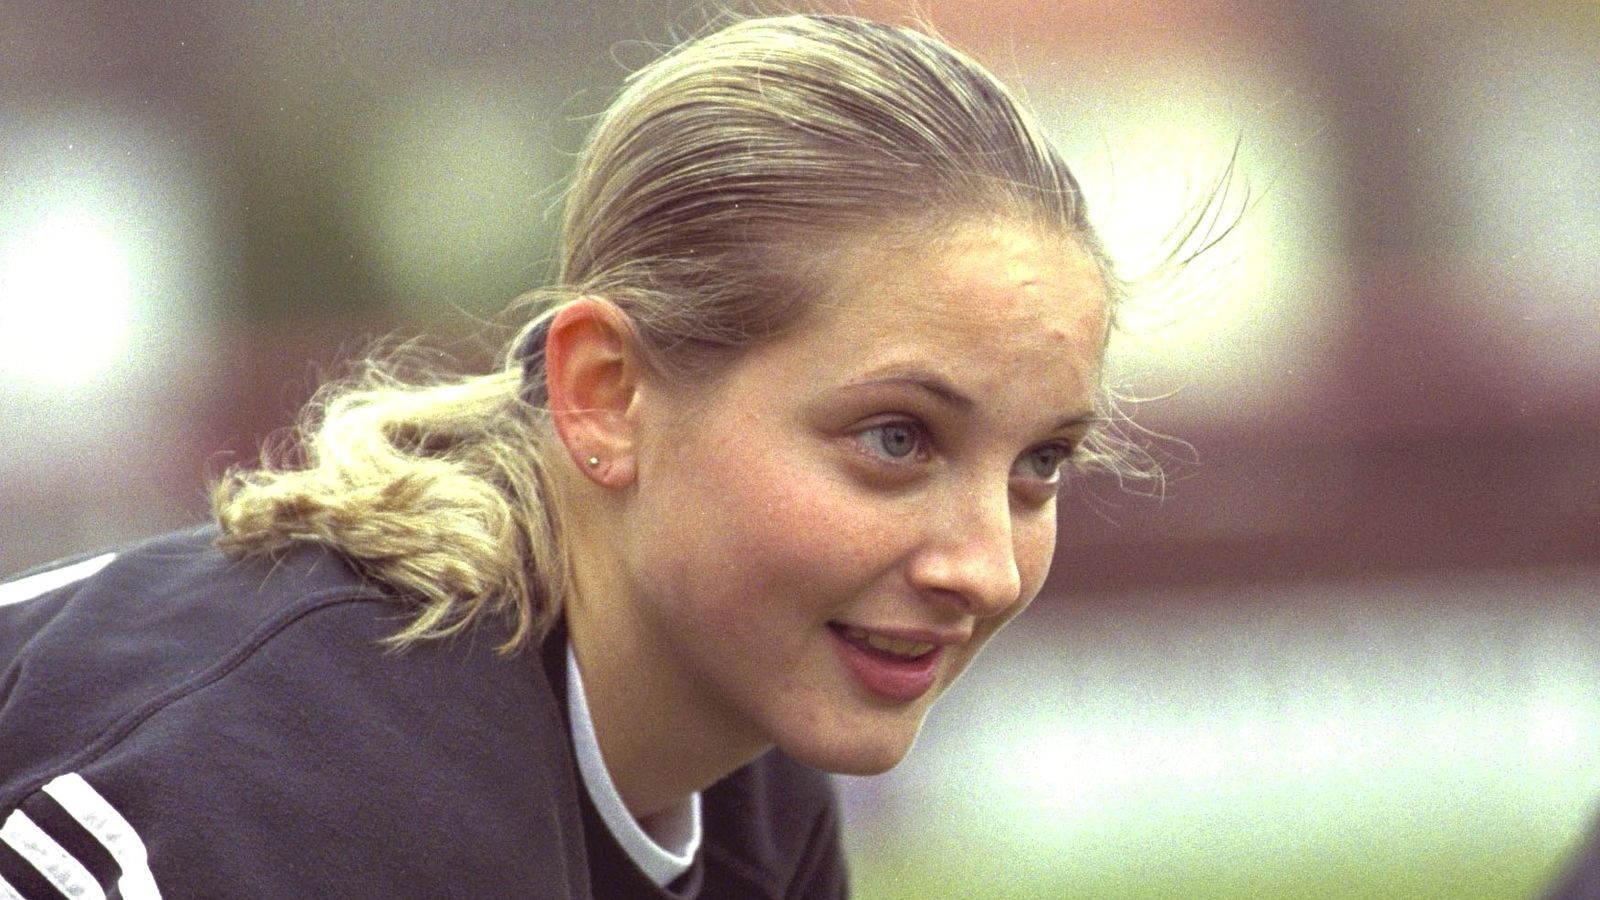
xmin=560 ymin=505 xmax=771 ymax=819
xmin=567 ymin=604 xmax=769 ymax=819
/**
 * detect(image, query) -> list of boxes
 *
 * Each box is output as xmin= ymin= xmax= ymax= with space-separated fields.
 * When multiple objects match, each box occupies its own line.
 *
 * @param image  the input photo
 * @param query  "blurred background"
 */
xmin=2 ymin=1 xmax=1596 ymax=897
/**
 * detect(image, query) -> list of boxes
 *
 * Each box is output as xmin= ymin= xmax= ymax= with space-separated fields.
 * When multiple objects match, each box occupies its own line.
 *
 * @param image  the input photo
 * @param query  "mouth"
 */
xmin=826 ymin=622 xmax=947 ymax=703
xmin=829 ymin=623 xmax=937 ymax=660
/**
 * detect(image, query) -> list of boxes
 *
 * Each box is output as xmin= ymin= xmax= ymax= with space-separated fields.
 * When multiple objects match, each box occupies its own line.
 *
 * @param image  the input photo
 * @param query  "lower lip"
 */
xmin=828 ymin=627 xmax=941 ymax=703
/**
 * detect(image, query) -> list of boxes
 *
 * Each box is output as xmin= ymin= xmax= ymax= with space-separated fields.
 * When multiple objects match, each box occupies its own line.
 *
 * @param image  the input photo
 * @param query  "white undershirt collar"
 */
xmin=566 ymin=643 xmax=702 ymax=887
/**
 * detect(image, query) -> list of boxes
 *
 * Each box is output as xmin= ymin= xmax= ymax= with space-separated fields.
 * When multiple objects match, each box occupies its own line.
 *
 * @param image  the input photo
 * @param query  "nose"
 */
xmin=908 ymin=483 xmax=1024 ymax=618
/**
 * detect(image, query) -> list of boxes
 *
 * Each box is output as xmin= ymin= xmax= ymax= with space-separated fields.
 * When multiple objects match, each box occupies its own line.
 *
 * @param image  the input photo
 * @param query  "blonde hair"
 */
xmin=213 ymin=13 xmax=1135 ymax=653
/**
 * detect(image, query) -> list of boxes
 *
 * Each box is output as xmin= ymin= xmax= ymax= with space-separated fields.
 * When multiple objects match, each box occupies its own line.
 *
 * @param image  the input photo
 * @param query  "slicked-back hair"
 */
xmin=213 ymin=14 xmax=1124 ymax=652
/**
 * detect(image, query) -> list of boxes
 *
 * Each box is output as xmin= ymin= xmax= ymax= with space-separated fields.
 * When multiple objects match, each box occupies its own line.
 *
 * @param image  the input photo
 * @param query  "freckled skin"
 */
xmin=571 ymin=219 xmax=1110 ymax=814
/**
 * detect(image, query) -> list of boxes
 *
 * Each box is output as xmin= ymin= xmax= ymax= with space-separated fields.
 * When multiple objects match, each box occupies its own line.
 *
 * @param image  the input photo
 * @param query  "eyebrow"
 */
xmin=850 ymin=371 xmax=973 ymax=409
xmin=845 ymin=369 xmax=1098 ymax=432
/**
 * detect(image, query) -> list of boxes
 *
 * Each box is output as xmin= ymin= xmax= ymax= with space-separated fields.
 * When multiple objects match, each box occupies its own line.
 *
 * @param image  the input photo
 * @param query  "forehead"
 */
xmin=802 ymin=221 xmax=1111 ymax=385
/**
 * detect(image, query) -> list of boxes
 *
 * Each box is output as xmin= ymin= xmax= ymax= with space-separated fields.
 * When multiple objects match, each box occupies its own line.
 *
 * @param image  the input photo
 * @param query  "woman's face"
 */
xmin=622 ymin=219 xmax=1110 ymax=775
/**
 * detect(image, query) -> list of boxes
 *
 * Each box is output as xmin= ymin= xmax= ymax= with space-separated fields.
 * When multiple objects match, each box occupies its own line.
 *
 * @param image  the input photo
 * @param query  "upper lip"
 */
xmin=829 ymin=622 xmax=971 ymax=646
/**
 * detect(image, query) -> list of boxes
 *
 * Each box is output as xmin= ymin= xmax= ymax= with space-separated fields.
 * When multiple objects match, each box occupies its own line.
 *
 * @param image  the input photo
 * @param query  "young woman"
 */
xmin=0 ymin=14 xmax=1136 ymax=899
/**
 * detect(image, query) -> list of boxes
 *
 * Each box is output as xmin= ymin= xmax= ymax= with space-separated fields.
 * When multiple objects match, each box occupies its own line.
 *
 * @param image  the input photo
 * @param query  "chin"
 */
xmin=777 ymin=722 xmax=923 ymax=776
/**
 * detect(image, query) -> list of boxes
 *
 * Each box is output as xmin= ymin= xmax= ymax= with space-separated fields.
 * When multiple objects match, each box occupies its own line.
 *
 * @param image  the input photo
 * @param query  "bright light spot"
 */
xmin=1528 ymin=697 xmax=1594 ymax=761
xmin=1028 ymin=57 xmax=1346 ymax=419
xmin=1079 ymin=115 xmax=1321 ymax=405
xmin=0 ymin=211 xmax=133 ymax=385
xmin=987 ymin=689 xmax=1600 ymax=841
xmin=1281 ymin=715 xmax=1356 ymax=773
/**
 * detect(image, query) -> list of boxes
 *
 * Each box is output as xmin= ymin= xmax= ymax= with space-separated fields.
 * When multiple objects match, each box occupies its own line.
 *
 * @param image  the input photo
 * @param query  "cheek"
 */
xmin=719 ymin=470 xmax=889 ymax=591
xmin=1014 ymin=510 xmax=1058 ymax=602
xmin=664 ymin=435 xmax=884 ymax=602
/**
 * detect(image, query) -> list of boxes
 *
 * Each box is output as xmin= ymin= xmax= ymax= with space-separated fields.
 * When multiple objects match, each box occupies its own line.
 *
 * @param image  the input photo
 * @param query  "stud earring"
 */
xmin=586 ymin=456 xmax=600 ymax=468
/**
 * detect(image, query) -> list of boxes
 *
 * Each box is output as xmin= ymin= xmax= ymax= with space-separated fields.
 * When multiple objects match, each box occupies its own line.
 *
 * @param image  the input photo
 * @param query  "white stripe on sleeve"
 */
xmin=0 ymin=553 xmax=117 ymax=608
xmin=41 ymin=774 xmax=161 ymax=900
xmin=0 ymin=808 xmax=107 ymax=900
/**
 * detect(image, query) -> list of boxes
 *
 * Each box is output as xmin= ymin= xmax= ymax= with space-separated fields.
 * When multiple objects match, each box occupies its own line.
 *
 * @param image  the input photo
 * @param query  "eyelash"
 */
xmin=856 ymin=421 xmax=931 ymax=465
xmin=1016 ymin=442 xmax=1078 ymax=484
xmin=852 ymin=421 xmax=1080 ymax=485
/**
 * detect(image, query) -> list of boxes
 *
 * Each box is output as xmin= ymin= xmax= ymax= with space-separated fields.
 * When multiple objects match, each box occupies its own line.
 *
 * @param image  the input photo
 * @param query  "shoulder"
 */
xmin=701 ymin=751 xmax=848 ymax=900
xmin=0 ymin=529 xmax=590 ymax=897
xmin=0 ymin=525 xmax=382 ymax=662
xmin=0 ymin=526 xmax=389 ymax=793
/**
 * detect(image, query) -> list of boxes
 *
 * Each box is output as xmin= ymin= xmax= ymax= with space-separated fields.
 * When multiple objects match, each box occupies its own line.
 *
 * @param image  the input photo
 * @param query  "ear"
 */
xmin=543 ymin=297 xmax=643 ymax=487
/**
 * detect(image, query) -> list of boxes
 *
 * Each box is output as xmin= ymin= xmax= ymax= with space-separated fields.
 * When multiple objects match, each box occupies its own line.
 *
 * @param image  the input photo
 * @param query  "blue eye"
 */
xmin=1016 ymin=444 xmax=1074 ymax=482
xmin=859 ymin=422 xmax=926 ymax=462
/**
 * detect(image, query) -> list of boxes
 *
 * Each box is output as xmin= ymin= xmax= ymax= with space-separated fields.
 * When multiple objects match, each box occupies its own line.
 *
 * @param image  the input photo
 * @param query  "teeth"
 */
xmin=842 ymin=626 xmax=935 ymax=658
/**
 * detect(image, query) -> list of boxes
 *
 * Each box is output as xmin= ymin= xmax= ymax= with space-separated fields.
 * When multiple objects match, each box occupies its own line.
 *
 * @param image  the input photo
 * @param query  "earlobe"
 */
xmin=543 ymin=297 xmax=642 ymax=487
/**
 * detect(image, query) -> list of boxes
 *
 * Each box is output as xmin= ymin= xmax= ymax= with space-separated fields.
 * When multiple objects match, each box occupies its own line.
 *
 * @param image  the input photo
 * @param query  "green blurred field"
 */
xmin=840 ymin=573 xmax=1600 ymax=900
xmin=851 ymin=825 xmax=1579 ymax=899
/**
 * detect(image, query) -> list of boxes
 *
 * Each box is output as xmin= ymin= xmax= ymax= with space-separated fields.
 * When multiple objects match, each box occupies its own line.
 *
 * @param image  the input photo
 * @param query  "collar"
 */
xmin=565 ymin=642 xmax=702 ymax=888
